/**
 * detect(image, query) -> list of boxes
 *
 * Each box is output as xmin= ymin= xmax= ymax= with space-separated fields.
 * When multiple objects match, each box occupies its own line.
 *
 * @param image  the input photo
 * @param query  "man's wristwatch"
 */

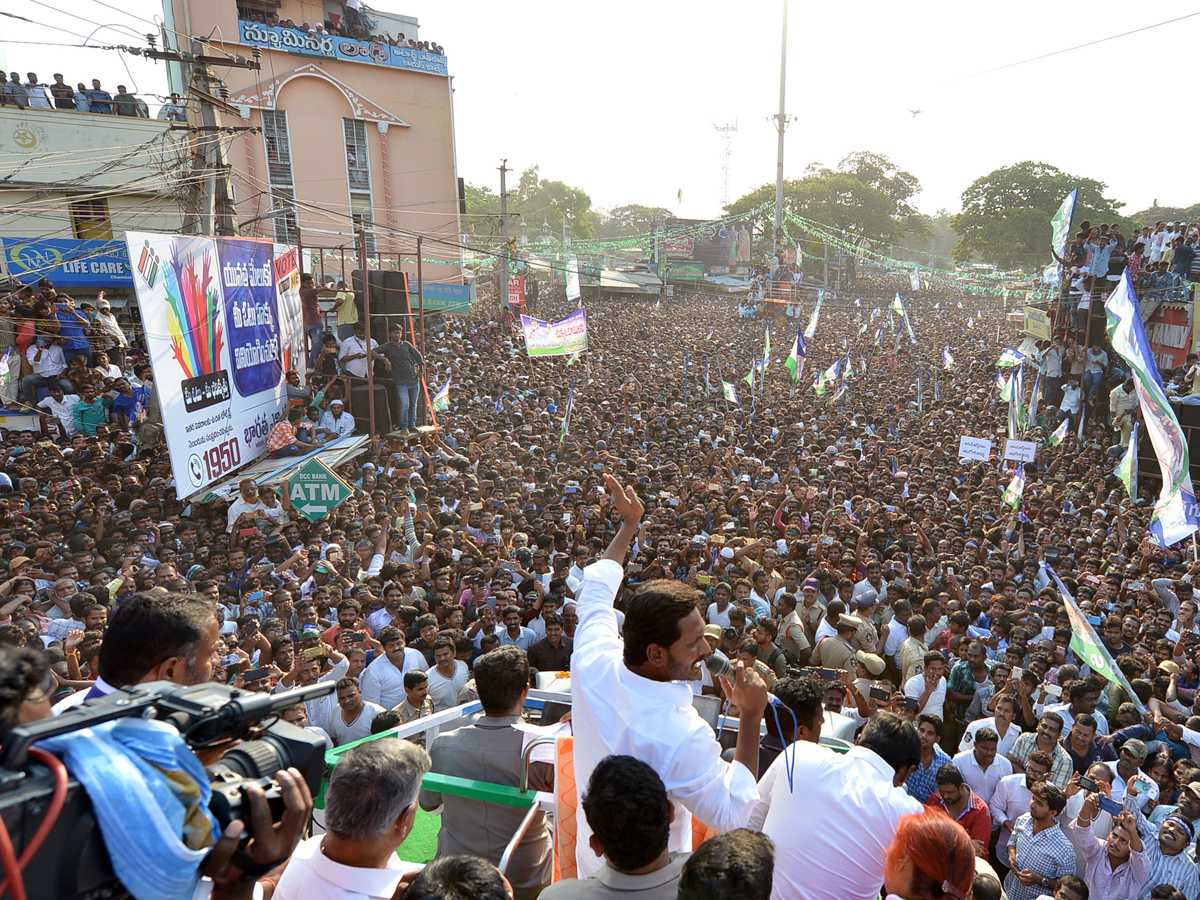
xmin=1041 ymin=877 xmax=1050 ymax=887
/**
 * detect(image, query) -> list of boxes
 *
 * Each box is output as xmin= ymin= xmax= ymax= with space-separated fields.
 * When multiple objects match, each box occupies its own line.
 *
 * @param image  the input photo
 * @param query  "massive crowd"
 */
xmin=4 ymin=263 xmax=1200 ymax=900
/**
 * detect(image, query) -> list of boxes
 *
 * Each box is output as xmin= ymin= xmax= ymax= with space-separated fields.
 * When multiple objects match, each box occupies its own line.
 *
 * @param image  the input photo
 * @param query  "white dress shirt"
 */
xmin=904 ymin=672 xmax=947 ymax=718
xmin=338 ymin=335 xmax=378 ymax=378
xmin=952 ymin=748 xmax=1013 ymax=807
xmin=275 ymin=834 xmax=422 ymax=900
xmin=38 ymin=394 xmax=80 ymax=434
xmin=273 ymin=657 xmax=349 ymax=732
xmin=750 ymin=743 xmax=923 ymax=900
xmin=318 ymin=410 xmax=356 ymax=438
xmin=959 ymin=717 xmax=1023 ymax=757
xmin=990 ymin=772 xmax=1032 ymax=858
xmin=1045 ymin=703 xmax=1108 ymax=736
xmin=359 ymin=649 xmax=426 ymax=710
xmin=572 ymin=559 xmax=759 ymax=879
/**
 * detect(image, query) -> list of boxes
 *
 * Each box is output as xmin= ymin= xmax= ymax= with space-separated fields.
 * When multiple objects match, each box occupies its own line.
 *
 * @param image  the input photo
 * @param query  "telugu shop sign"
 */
xmin=239 ymin=22 xmax=449 ymax=76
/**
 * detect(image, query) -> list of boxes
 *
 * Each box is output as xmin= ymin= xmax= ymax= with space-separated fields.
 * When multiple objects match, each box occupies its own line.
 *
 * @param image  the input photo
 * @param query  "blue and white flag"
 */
xmin=943 ymin=347 xmax=954 ymax=369
xmin=560 ymin=378 xmax=575 ymax=440
xmin=432 ymin=378 xmax=451 ymax=412
xmin=997 ymin=347 xmax=1026 ymax=367
xmin=1003 ymin=464 xmax=1025 ymax=509
xmin=1106 ymin=271 xmax=1200 ymax=545
xmin=804 ymin=298 xmax=821 ymax=340
xmin=1117 ymin=423 xmax=1139 ymax=500
xmin=1049 ymin=418 xmax=1069 ymax=446
xmin=704 ymin=361 xmax=714 ymax=394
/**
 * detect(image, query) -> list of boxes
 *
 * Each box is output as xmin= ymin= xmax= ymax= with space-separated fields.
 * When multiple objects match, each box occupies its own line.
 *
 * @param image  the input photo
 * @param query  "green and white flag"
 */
xmin=1116 ymin=422 xmax=1139 ymax=499
xmin=1049 ymin=418 xmax=1069 ymax=446
xmin=1048 ymin=565 xmax=1146 ymax=714
xmin=1050 ymin=189 xmax=1079 ymax=258
xmin=432 ymin=378 xmax=451 ymax=412
xmin=722 ymin=381 xmax=740 ymax=405
xmin=1002 ymin=464 xmax=1025 ymax=508
xmin=997 ymin=347 xmax=1026 ymax=367
xmin=998 ymin=374 xmax=1013 ymax=402
xmin=784 ymin=323 xmax=806 ymax=382
xmin=892 ymin=293 xmax=904 ymax=313
xmin=815 ymin=359 xmax=841 ymax=395
xmin=1106 ymin=271 xmax=1200 ymax=546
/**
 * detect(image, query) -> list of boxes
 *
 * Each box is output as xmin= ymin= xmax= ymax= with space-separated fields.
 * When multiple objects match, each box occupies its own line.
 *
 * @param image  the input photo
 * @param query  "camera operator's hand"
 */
xmin=202 ymin=767 xmax=313 ymax=900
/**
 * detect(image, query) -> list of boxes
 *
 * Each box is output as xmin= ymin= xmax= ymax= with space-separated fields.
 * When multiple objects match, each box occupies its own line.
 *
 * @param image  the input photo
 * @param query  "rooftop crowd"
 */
xmin=3 ymin=261 xmax=1200 ymax=900
xmin=0 ymin=69 xmax=188 ymax=121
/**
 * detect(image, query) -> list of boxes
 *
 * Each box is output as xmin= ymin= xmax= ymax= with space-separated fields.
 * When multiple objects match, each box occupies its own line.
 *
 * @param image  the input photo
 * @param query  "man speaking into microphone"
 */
xmin=571 ymin=473 xmax=769 ymax=877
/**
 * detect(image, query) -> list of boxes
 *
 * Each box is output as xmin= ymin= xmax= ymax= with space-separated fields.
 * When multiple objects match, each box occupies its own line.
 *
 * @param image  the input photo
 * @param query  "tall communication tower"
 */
xmin=713 ymin=121 xmax=738 ymax=207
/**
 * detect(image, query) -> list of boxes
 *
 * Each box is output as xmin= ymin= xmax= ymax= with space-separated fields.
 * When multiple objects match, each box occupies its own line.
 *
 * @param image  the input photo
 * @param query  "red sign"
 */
xmin=663 ymin=236 xmax=694 ymax=258
xmin=508 ymin=277 xmax=526 ymax=307
xmin=1147 ymin=303 xmax=1192 ymax=371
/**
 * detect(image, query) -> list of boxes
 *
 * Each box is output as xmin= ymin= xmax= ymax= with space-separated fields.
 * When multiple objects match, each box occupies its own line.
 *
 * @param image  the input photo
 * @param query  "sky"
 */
xmin=5 ymin=1 xmax=1199 ymax=226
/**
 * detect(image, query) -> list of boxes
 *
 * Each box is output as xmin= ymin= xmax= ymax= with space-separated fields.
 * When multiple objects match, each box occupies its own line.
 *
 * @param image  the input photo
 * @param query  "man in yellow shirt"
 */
xmin=332 ymin=280 xmax=358 ymax=339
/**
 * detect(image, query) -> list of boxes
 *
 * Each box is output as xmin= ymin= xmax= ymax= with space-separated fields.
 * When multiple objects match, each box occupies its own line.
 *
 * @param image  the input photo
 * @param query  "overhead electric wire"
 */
xmin=954 ymin=10 xmax=1200 ymax=81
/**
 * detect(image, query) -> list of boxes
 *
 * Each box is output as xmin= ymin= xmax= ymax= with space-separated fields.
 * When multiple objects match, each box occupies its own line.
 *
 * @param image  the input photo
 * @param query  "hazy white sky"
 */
xmin=5 ymin=1 xmax=1199 ymax=224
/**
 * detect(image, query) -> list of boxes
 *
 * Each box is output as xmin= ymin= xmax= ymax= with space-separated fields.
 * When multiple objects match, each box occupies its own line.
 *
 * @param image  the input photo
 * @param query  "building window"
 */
xmin=343 ymin=119 xmax=370 ymax=191
xmin=261 ymin=109 xmax=298 ymax=244
xmin=351 ymin=195 xmax=375 ymax=253
xmin=344 ymin=119 xmax=375 ymax=251
xmin=271 ymin=188 xmax=300 ymax=245
xmin=69 ymin=199 xmax=113 ymax=240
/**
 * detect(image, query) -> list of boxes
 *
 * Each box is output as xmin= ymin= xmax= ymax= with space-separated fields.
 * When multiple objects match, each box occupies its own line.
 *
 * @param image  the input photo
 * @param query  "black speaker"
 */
xmin=350 ymin=383 xmax=392 ymax=435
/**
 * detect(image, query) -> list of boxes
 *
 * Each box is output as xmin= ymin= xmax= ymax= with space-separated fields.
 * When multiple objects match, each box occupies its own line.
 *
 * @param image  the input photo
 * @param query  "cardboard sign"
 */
xmin=1023 ymin=306 xmax=1052 ymax=340
xmin=1004 ymin=439 xmax=1037 ymax=463
xmin=958 ymin=436 xmax=993 ymax=462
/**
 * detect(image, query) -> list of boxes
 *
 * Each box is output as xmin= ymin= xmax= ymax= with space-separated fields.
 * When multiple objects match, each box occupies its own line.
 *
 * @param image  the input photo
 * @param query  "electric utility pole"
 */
xmin=770 ymin=0 xmax=795 ymax=256
xmin=498 ymin=158 xmax=510 ymax=312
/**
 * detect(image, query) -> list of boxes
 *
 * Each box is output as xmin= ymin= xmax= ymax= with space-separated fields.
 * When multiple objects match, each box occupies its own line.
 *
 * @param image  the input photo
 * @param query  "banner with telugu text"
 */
xmin=520 ymin=308 xmax=589 ymax=357
xmin=125 ymin=232 xmax=305 ymax=497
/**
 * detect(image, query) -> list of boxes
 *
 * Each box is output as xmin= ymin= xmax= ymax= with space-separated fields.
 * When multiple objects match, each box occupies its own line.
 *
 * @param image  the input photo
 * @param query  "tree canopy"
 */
xmin=598 ymin=204 xmax=673 ymax=239
xmin=724 ymin=152 xmax=929 ymax=250
xmin=952 ymin=161 xmax=1131 ymax=270
xmin=463 ymin=165 xmax=601 ymax=240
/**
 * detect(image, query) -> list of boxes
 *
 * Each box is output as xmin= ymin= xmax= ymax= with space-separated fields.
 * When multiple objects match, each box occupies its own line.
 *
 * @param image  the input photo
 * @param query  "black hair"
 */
xmin=403 ymin=856 xmax=511 ymax=900
xmin=935 ymin=763 xmax=964 ymax=787
xmin=97 ymin=593 xmax=215 ymax=688
xmin=403 ymin=670 xmax=428 ymax=689
xmin=622 ymin=579 xmax=700 ymax=668
xmin=581 ymin=755 xmax=670 ymax=871
xmin=677 ymin=829 xmax=775 ymax=900
xmin=857 ymin=712 xmax=921 ymax=773
xmin=767 ymin=676 xmax=825 ymax=738
xmin=473 ymin=646 xmax=528 ymax=714
xmin=0 ymin=646 xmax=48 ymax=742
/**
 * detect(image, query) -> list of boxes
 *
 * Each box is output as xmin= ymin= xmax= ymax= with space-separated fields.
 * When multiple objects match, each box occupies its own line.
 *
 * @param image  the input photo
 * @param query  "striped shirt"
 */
xmin=905 ymin=745 xmax=951 ymax=804
xmin=1069 ymin=817 xmax=1150 ymax=900
xmin=1134 ymin=810 xmax=1200 ymax=900
xmin=1009 ymin=732 xmax=1074 ymax=790
xmin=1003 ymin=815 xmax=1077 ymax=900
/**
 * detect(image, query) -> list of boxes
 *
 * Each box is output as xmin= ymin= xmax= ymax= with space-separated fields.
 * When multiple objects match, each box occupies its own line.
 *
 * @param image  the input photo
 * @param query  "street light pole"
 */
xmin=772 ymin=0 xmax=793 ymax=256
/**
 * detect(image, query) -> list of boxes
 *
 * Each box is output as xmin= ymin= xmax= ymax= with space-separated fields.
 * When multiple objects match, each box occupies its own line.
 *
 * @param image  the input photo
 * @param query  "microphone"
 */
xmin=705 ymin=652 xmax=732 ymax=681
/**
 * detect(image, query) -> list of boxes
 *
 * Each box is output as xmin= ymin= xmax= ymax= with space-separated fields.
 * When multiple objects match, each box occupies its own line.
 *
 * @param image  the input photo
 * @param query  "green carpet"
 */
xmin=397 ymin=807 xmax=441 ymax=863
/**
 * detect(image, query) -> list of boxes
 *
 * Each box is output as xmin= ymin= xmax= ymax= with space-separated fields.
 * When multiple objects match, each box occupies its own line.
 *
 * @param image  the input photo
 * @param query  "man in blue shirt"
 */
xmin=85 ymin=79 xmax=113 ymax=114
xmin=53 ymin=297 xmax=92 ymax=366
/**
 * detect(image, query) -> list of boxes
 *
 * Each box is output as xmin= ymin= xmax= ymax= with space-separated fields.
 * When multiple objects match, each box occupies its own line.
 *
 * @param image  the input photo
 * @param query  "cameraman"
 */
xmin=52 ymin=593 xmax=221 ymax=714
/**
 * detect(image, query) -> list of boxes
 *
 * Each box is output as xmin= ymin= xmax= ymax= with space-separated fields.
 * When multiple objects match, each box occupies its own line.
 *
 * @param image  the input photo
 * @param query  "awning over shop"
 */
xmin=191 ymin=434 xmax=371 ymax=503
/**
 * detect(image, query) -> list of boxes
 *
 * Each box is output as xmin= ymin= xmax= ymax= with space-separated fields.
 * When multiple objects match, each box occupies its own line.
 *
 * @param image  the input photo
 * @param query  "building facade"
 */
xmin=162 ymin=0 xmax=461 ymax=276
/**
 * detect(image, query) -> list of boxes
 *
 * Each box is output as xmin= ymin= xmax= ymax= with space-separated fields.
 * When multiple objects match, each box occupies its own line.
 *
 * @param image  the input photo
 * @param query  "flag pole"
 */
xmin=716 ymin=357 xmax=730 ymax=413
xmin=683 ymin=347 xmax=690 ymax=405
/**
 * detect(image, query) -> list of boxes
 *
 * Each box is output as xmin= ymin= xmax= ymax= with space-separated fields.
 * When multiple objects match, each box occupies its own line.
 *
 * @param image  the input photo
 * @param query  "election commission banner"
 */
xmin=521 ymin=308 xmax=588 ymax=357
xmin=126 ymin=232 xmax=306 ymax=496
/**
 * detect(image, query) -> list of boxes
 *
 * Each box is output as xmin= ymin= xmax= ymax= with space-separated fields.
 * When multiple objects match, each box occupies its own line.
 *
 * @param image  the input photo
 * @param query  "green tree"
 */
xmin=724 ymin=151 xmax=928 ymax=250
xmin=600 ymin=204 xmax=673 ymax=239
xmin=952 ymin=161 xmax=1131 ymax=270
xmin=462 ymin=165 xmax=602 ymax=240
xmin=1130 ymin=203 xmax=1200 ymax=227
